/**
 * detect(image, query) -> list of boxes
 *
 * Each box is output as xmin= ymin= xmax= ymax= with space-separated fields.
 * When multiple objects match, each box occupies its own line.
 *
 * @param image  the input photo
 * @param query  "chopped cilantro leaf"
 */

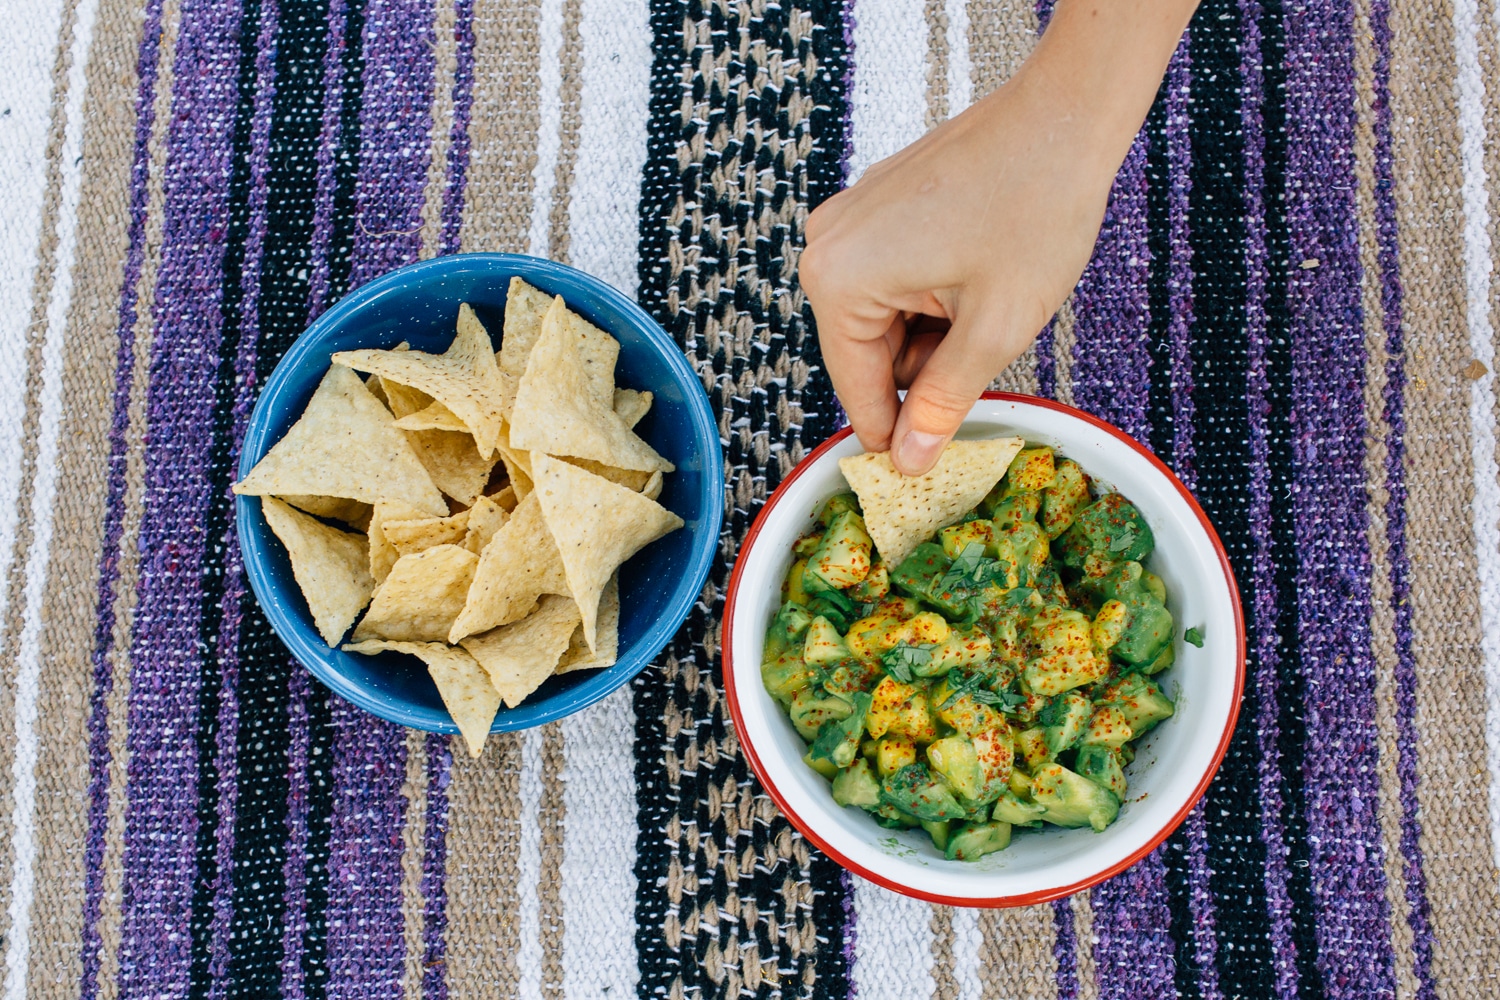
xmin=935 ymin=542 xmax=1006 ymax=600
xmin=1107 ymin=529 xmax=1138 ymax=553
xmin=1184 ymin=626 xmax=1205 ymax=648
xmin=881 ymin=642 xmax=934 ymax=683
xmin=937 ymin=669 xmax=989 ymax=712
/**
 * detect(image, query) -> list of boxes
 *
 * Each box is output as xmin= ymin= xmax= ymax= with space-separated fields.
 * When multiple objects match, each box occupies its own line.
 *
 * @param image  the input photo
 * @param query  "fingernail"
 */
xmin=896 ymin=431 xmax=945 ymax=475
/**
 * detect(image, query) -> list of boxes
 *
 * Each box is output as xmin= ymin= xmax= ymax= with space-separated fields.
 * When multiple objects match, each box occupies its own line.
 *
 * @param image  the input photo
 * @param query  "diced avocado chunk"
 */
xmin=789 ymin=686 xmax=854 ymax=741
xmin=802 ymin=750 xmax=839 ymax=779
xmin=1023 ymin=607 xmax=1109 ymax=696
xmin=1143 ymin=638 xmax=1176 ymax=675
xmin=932 ymin=677 xmax=1001 ymax=737
xmin=1097 ymin=561 xmax=1174 ymax=666
xmin=1075 ymin=744 xmax=1128 ymax=800
xmin=926 ymin=627 xmax=994 ymax=675
xmin=1032 ymin=763 xmax=1121 ymax=831
xmin=1003 ymin=521 xmax=1050 ymax=588
xmin=939 ymin=520 xmax=994 ymax=561
xmin=971 ymin=726 xmax=1016 ymax=801
xmin=1005 ymin=447 xmax=1057 ymax=493
xmin=921 ymin=819 xmax=953 ymax=851
xmin=876 ymin=737 xmax=918 ymax=777
xmin=1041 ymin=458 xmax=1090 ymax=539
xmin=945 ymin=820 xmax=1012 ymax=861
xmin=867 ymin=676 xmax=938 ymax=742
xmin=802 ymin=616 xmax=853 ymax=666
xmin=992 ymin=790 xmax=1047 ymax=827
xmin=872 ymin=802 xmax=923 ymax=829
xmin=763 ymin=602 xmax=813 ymax=661
xmin=832 ymin=758 xmax=882 ymax=808
xmin=1099 ymin=674 xmax=1175 ymax=736
xmin=1040 ymin=692 xmax=1093 ymax=755
xmin=805 ymin=511 xmax=874 ymax=590
xmin=891 ymin=543 xmax=969 ymax=619
xmin=762 ymin=652 xmax=816 ymax=705
xmin=818 ymin=492 xmax=862 ymax=527
xmin=926 ymin=736 xmax=983 ymax=799
xmin=808 ymin=692 xmax=871 ymax=769
xmin=1055 ymin=494 xmax=1155 ymax=578
xmin=822 ymin=658 xmax=884 ymax=698
xmin=987 ymin=490 xmax=1041 ymax=528
xmin=849 ymin=560 xmax=890 ymax=601
xmin=786 ymin=559 xmax=811 ymax=605
xmin=1080 ymin=705 xmax=1133 ymax=748
xmin=1091 ymin=599 xmax=1129 ymax=651
xmin=1015 ymin=727 xmax=1051 ymax=771
xmin=880 ymin=763 xmax=968 ymax=822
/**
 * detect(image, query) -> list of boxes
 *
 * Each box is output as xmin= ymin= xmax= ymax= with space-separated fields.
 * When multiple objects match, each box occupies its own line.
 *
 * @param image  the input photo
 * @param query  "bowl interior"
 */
xmin=237 ymin=254 xmax=722 ymax=732
xmin=728 ymin=397 xmax=1241 ymax=904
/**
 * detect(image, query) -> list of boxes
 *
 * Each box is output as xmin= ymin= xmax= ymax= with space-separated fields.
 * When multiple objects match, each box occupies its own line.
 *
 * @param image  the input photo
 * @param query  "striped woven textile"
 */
xmin=2 ymin=0 xmax=1499 ymax=995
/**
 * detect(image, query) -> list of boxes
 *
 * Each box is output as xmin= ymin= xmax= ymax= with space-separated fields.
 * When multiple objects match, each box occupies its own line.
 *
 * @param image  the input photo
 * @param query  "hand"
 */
xmin=800 ymin=0 xmax=1198 ymax=475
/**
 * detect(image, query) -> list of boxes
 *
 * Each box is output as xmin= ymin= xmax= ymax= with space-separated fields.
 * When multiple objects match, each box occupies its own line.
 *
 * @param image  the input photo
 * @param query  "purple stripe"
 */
xmin=1283 ymin=0 xmax=1398 ymax=990
xmin=78 ymin=1 xmax=169 ymax=994
xmin=1182 ymin=804 xmax=1223 ymax=999
xmin=306 ymin=0 xmax=349 ymax=320
xmin=1237 ymin=0 xmax=1301 ymax=989
xmin=321 ymin=1 xmax=436 ymax=992
xmin=1065 ymin=122 xmax=1177 ymax=997
xmin=278 ymin=667 xmax=315 ymax=1000
xmin=114 ymin=0 xmax=249 ymax=993
xmin=1068 ymin=135 xmax=1153 ymax=443
xmin=204 ymin=1 xmax=281 ymax=991
xmin=1366 ymin=0 xmax=1437 ymax=987
xmin=438 ymin=0 xmax=476 ymax=256
xmin=1052 ymin=897 xmax=1079 ymax=1000
xmin=421 ymin=735 xmax=452 ymax=1000
xmin=1034 ymin=320 xmax=1057 ymax=400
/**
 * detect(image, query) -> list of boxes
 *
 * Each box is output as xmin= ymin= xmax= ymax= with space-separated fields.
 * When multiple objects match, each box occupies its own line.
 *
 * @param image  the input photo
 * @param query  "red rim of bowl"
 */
xmin=722 ymin=391 xmax=1246 ymax=908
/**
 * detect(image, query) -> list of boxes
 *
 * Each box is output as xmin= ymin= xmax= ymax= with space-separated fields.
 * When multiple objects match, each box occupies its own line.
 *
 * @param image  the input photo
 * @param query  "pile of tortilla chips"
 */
xmin=234 ymin=280 xmax=683 ymax=757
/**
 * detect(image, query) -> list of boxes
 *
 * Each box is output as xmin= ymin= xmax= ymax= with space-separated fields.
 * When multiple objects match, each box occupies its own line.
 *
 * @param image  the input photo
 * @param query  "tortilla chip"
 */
xmin=500 ymin=281 xmax=618 ymax=410
xmin=261 ymin=497 xmax=375 ymax=646
xmin=448 ymin=493 xmax=569 ymax=641
xmin=838 ymin=436 xmax=1026 ymax=568
xmin=352 ymin=544 xmax=478 ymax=643
xmin=333 ymin=304 xmax=508 ymax=459
xmin=498 ymin=443 xmax=533 ymax=499
xmin=557 ymin=575 xmax=619 ymax=673
xmin=487 ymin=484 xmax=518 ymax=512
xmin=343 ymin=640 xmax=499 ymax=757
xmin=531 ymin=454 xmax=683 ymax=651
xmin=405 ymin=427 xmax=493 ymax=506
xmin=383 ymin=508 xmax=471 ymax=556
xmin=509 ymin=298 xmax=673 ymax=473
xmin=463 ymin=495 xmax=510 ymax=554
xmin=233 ymin=365 xmax=447 ymax=517
xmin=560 ymin=457 xmax=652 ymax=492
xmin=279 ymin=494 xmax=372 ymax=527
xmin=642 ymin=470 xmax=663 ymax=502
xmin=460 ymin=595 xmax=581 ymax=707
xmin=368 ymin=500 xmax=433 ymax=585
xmin=393 ymin=399 xmax=471 ymax=433
xmin=614 ymin=388 xmax=652 ymax=428
xmin=378 ymin=378 xmax=433 ymax=419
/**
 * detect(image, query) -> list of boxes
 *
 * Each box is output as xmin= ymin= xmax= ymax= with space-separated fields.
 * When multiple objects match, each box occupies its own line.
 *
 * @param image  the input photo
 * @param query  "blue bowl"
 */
xmin=236 ymin=253 xmax=724 ymax=732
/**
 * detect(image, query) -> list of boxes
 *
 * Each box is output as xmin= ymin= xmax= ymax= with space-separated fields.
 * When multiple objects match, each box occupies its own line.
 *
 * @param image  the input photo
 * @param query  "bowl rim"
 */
xmin=236 ymin=252 xmax=724 ymax=733
xmin=722 ymin=391 xmax=1245 ymax=907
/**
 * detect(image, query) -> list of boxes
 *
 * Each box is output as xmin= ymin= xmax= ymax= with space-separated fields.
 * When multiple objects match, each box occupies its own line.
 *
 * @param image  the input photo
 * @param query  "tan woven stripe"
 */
xmin=443 ymin=732 xmax=524 ymax=994
xmin=0 ymin=0 xmax=79 ymax=957
xmin=1351 ymin=2 xmax=1420 ymax=995
xmin=545 ymin=0 xmax=584 ymax=263
xmin=22 ymin=0 xmax=144 ymax=990
xmin=538 ymin=723 xmax=566 ymax=998
xmin=459 ymin=0 xmax=542 ymax=252
xmin=966 ymin=0 xmax=1036 ymax=102
xmin=978 ymin=904 xmax=1058 ymax=999
xmin=925 ymin=0 xmax=948 ymax=127
xmin=1482 ymin=0 xmax=1500 ymax=437
xmin=928 ymin=905 xmax=957 ymax=999
xmin=420 ymin=0 xmax=459 ymax=260
xmin=94 ymin=8 xmax=181 ymax=994
xmin=1388 ymin=0 xmax=1500 ymax=992
xmin=1071 ymin=891 xmax=1098 ymax=1000
xmin=1051 ymin=294 xmax=1077 ymax=405
xmin=399 ymin=731 xmax=428 ymax=1000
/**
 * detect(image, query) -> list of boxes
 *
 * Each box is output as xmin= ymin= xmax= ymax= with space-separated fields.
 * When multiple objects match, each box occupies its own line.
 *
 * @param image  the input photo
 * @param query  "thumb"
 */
xmin=889 ymin=307 xmax=1024 ymax=476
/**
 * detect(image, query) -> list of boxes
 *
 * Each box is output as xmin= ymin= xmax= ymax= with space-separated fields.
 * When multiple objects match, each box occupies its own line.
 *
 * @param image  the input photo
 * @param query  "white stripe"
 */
xmin=0 ymin=0 xmax=69 ymax=662
xmin=1454 ymin=0 xmax=1500 ymax=866
xmin=5 ymin=0 xmax=99 ymax=994
xmin=950 ymin=906 xmax=983 ymax=1000
xmin=560 ymin=686 xmax=638 ymax=996
xmin=526 ymin=0 xmax=565 ymax=259
xmin=564 ymin=0 xmax=651 ymax=296
xmin=852 ymin=877 xmax=935 ymax=1000
xmin=515 ymin=727 xmax=544 ymax=998
xmin=944 ymin=0 xmax=973 ymax=117
xmin=848 ymin=0 xmax=929 ymax=182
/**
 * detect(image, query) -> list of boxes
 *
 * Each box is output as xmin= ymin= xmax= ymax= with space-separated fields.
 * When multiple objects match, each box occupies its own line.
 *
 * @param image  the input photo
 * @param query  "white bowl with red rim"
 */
xmin=723 ymin=392 xmax=1245 ymax=907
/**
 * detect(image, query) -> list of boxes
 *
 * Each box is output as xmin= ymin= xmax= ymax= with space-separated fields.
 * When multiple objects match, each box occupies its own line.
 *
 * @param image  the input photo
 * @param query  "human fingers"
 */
xmin=817 ymin=312 xmax=904 ymax=452
xmin=889 ymin=309 xmax=1026 ymax=475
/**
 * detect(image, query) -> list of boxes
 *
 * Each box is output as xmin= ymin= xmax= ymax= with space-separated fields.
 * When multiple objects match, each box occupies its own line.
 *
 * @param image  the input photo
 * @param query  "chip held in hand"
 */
xmin=234 ymin=281 xmax=684 ymax=754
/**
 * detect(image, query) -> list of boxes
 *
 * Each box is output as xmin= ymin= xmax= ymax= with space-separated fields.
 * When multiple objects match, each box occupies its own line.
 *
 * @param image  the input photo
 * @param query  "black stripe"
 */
xmin=633 ymin=0 xmax=849 ymax=996
xmin=223 ymin=0 xmax=343 ymax=994
xmin=1138 ymin=62 xmax=1206 ymax=1000
xmin=188 ymin=0 xmax=265 ymax=991
xmin=1257 ymin=0 xmax=1324 ymax=991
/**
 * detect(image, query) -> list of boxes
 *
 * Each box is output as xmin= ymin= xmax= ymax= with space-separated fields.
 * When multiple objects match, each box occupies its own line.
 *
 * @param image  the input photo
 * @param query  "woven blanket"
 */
xmin=2 ymin=0 xmax=1498 ymax=995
